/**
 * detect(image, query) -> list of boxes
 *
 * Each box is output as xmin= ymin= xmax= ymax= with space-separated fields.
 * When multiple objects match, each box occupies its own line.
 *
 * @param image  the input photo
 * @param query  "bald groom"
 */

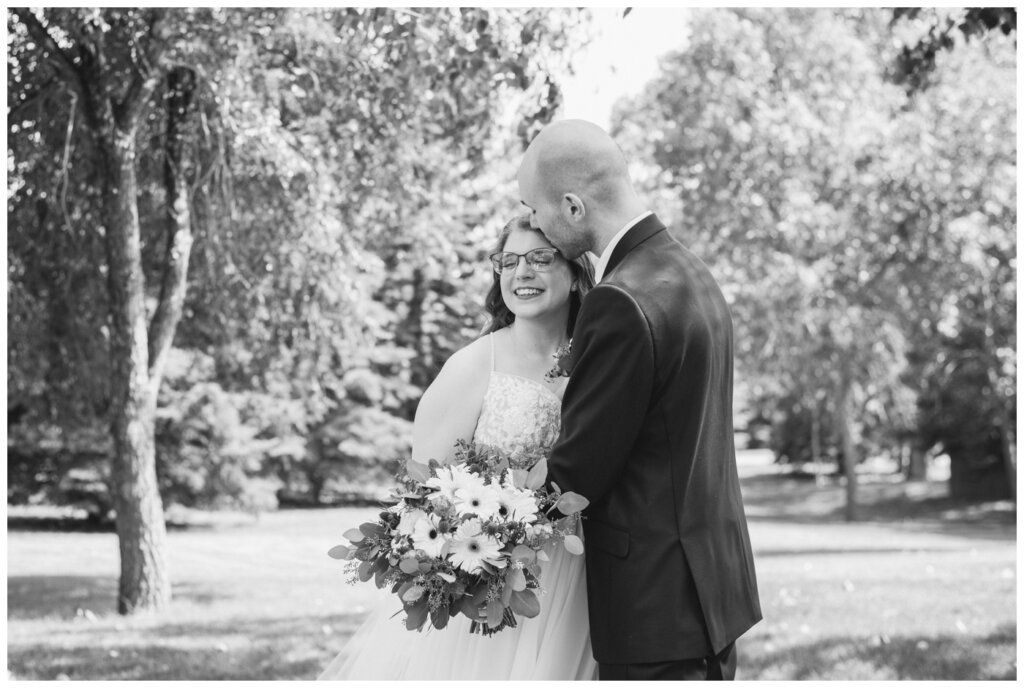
xmin=520 ymin=120 xmax=762 ymax=681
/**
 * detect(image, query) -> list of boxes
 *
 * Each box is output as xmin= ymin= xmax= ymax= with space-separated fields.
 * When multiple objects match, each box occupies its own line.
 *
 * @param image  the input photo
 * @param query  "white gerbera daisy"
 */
xmin=425 ymin=464 xmax=483 ymax=502
xmin=449 ymin=519 xmax=503 ymax=574
xmin=495 ymin=472 xmax=538 ymax=523
xmin=453 ymin=481 xmax=502 ymax=519
xmin=396 ymin=509 xmax=427 ymax=537
xmin=410 ymin=512 xmax=449 ymax=558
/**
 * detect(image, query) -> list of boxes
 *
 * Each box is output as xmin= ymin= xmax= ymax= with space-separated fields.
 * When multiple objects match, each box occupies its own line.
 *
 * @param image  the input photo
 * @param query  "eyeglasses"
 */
xmin=488 ymin=248 xmax=561 ymax=274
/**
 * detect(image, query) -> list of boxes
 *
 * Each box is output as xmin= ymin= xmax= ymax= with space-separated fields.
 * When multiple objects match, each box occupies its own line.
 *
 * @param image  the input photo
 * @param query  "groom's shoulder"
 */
xmin=608 ymin=242 xmax=686 ymax=290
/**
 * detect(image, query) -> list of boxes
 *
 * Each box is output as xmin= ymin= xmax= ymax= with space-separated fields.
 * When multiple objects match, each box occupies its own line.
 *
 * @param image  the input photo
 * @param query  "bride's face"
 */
xmin=499 ymin=229 xmax=574 ymax=324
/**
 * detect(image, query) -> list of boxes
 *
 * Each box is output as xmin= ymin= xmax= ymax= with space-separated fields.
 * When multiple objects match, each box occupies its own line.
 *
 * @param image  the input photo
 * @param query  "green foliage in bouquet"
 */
xmin=328 ymin=442 xmax=587 ymax=635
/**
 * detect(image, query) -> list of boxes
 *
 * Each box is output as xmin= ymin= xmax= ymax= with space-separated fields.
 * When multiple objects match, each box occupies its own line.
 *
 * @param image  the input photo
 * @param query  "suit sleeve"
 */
xmin=547 ymin=284 xmax=654 ymax=508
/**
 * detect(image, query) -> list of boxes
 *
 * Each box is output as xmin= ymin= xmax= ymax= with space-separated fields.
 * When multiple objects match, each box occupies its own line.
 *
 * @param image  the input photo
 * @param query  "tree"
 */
xmin=612 ymin=8 xmax=1015 ymax=514
xmin=8 ymin=7 xmax=592 ymax=611
xmin=10 ymin=8 xmax=185 ymax=613
xmin=890 ymin=7 xmax=1016 ymax=92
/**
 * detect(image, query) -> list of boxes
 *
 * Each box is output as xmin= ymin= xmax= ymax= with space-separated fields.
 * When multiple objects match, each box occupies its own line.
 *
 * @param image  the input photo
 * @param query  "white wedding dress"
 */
xmin=318 ymin=336 xmax=598 ymax=680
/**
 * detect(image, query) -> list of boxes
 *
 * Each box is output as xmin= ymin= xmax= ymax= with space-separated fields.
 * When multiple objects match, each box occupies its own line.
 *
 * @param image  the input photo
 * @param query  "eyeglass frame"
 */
xmin=488 ymin=247 xmax=562 ymax=274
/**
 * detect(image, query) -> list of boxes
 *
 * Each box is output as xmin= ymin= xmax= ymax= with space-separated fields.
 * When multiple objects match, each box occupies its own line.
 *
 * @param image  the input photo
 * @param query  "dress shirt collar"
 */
xmin=593 ymin=211 xmax=654 ymax=283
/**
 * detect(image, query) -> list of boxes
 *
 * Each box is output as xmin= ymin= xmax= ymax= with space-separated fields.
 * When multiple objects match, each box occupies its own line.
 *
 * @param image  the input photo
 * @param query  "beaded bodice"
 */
xmin=472 ymin=335 xmax=564 ymax=469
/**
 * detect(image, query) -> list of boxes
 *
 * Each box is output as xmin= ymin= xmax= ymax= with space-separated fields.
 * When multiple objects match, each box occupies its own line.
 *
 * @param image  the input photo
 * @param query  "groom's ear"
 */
xmin=562 ymin=193 xmax=586 ymax=222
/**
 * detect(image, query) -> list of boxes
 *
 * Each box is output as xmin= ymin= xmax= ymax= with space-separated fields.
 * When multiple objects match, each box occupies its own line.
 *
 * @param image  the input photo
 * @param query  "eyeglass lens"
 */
xmin=491 ymin=249 xmax=558 ymax=273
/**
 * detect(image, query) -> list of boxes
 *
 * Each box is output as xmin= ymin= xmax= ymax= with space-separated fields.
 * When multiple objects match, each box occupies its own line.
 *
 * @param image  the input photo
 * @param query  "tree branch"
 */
xmin=148 ymin=66 xmax=196 ymax=388
xmin=8 ymin=76 xmax=61 ymax=121
xmin=116 ymin=8 xmax=169 ymax=128
xmin=11 ymin=9 xmax=87 ymax=97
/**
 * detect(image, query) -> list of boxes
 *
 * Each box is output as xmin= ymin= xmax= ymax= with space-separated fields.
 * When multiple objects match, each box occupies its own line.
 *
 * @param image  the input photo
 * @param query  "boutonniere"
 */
xmin=544 ymin=340 xmax=574 ymax=383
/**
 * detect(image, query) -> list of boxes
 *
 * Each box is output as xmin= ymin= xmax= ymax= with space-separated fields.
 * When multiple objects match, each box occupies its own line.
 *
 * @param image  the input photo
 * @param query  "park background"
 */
xmin=6 ymin=6 xmax=1017 ymax=680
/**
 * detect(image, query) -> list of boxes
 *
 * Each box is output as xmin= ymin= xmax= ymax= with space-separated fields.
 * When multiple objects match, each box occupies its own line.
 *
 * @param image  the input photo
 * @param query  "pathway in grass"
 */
xmin=7 ymin=460 xmax=1016 ymax=680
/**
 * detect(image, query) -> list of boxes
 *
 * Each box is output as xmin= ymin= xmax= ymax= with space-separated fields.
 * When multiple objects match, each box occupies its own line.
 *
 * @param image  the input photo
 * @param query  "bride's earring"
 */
xmin=570 ymin=281 xmax=578 ymax=292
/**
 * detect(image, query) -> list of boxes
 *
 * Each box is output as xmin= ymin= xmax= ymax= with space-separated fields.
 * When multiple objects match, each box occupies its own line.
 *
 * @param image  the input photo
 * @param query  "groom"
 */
xmin=520 ymin=120 xmax=762 ymax=680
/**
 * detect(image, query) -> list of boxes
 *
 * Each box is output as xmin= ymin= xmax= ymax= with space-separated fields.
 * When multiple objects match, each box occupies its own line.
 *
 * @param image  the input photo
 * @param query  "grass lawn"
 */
xmin=7 ymin=451 xmax=1017 ymax=680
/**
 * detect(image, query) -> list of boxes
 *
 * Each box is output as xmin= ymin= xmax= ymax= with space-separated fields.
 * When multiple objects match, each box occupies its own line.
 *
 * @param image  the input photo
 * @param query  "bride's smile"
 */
xmin=497 ymin=230 xmax=574 ymax=325
xmin=513 ymin=286 xmax=544 ymax=299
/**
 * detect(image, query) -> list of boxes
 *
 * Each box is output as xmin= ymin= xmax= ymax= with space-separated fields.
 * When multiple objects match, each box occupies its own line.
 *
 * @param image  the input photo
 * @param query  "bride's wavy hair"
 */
xmin=481 ymin=215 xmax=595 ymax=337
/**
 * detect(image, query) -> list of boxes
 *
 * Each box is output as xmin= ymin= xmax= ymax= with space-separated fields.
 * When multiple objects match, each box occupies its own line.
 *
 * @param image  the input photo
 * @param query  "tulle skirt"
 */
xmin=318 ymin=542 xmax=597 ymax=680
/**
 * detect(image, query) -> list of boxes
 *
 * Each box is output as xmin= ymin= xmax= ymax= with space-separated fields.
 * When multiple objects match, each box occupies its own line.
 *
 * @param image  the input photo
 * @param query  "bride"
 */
xmin=318 ymin=215 xmax=598 ymax=680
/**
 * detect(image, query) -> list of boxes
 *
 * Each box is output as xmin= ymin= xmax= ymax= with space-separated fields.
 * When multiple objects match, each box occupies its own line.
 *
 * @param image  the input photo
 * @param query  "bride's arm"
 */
xmin=411 ymin=337 xmax=490 ymax=464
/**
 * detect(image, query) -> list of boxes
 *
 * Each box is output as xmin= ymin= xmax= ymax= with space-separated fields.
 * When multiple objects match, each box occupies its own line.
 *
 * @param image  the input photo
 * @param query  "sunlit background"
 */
xmin=7 ymin=6 xmax=1015 ymax=680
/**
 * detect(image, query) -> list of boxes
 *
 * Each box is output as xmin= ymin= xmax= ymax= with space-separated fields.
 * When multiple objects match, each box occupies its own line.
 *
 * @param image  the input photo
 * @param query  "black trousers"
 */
xmin=598 ymin=642 xmax=737 ymax=681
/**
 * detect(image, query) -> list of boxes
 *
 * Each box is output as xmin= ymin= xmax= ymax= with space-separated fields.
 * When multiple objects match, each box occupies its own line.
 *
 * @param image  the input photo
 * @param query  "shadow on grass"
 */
xmin=7 ymin=515 xmax=117 ymax=533
xmin=8 ymin=641 xmax=327 ymax=680
xmin=740 ymin=472 xmax=1015 ymax=540
xmin=743 ymin=624 xmax=1017 ymax=680
xmin=7 ymin=515 xmax=256 ymax=533
xmin=7 ymin=576 xmax=225 ymax=620
xmin=755 ymin=547 xmax=958 ymax=558
xmin=7 ymin=612 xmax=367 ymax=680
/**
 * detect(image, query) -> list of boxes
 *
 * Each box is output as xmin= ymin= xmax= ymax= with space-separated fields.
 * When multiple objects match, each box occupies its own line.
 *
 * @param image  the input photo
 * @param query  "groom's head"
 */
xmin=517 ymin=119 xmax=641 ymax=259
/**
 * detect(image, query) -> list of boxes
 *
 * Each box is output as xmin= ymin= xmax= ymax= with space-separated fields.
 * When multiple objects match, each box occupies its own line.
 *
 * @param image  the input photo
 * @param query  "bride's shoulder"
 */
xmin=412 ymin=335 xmax=492 ymax=463
xmin=440 ymin=334 xmax=491 ymax=380
xmin=427 ymin=334 xmax=491 ymax=395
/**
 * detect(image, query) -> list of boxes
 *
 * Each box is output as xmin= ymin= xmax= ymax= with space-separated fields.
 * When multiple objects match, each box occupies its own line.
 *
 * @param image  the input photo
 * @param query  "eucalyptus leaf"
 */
xmin=359 ymin=522 xmax=386 ymax=538
xmin=460 ymin=595 xmax=482 ymax=620
xmin=511 ymin=469 xmax=529 ymax=488
xmin=327 ymin=544 xmax=351 ymax=559
xmin=437 ymin=571 xmax=457 ymax=583
xmin=509 ymin=589 xmax=541 ymax=618
xmin=405 ymin=459 xmax=432 ymax=484
xmin=343 ymin=527 xmax=365 ymax=543
xmin=406 ymin=600 xmax=429 ymax=631
xmin=431 ymin=603 xmax=450 ymax=630
xmin=562 ymin=534 xmax=585 ymax=555
xmin=357 ymin=560 xmax=374 ymax=582
xmin=511 ymin=545 xmax=536 ymax=563
xmin=399 ymin=557 xmax=421 ymax=574
xmin=402 ymin=585 xmax=425 ymax=603
xmin=508 ymin=567 xmax=527 ymax=592
xmin=370 ymin=556 xmax=390 ymax=575
xmin=525 ymin=458 xmax=548 ymax=490
xmin=554 ymin=491 xmax=589 ymax=515
xmin=486 ymin=599 xmax=505 ymax=628
xmin=471 ymin=584 xmax=490 ymax=606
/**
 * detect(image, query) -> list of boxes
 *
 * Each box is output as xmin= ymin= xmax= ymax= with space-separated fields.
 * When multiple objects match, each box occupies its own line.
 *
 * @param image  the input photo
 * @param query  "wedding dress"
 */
xmin=318 ymin=334 xmax=598 ymax=680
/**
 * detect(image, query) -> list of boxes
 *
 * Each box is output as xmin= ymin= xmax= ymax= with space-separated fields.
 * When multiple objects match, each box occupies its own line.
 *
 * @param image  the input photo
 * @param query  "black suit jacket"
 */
xmin=547 ymin=214 xmax=762 ymax=665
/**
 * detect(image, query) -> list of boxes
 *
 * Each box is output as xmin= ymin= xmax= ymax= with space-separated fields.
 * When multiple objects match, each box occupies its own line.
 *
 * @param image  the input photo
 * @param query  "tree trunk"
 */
xmin=998 ymin=414 xmax=1016 ymax=500
xmin=810 ymin=396 xmax=825 ymax=486
xmin=986 ymin=365 xmax=1016 ymax=501
xmin=17 ymin=6 xmax=174 ymax=616
xmin=906 ymin=442 xmax=927 ymax=481
xmin=836 ymin=365 xmax=859 ymax=522
xmin=100 ymin=127 xmax=171 ymax=614
xmin=148 ymin=66 xmax=197 ymax=392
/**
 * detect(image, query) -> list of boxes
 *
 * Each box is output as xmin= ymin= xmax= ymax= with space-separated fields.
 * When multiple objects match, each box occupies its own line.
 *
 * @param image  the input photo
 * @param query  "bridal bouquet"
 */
xmin=328 ymin=441 xmax=588 ymax=635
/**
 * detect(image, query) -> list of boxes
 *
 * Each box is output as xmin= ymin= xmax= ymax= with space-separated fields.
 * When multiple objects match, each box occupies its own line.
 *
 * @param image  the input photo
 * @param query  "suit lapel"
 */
xmin=603 ymin=214 xmax=668 ymax=278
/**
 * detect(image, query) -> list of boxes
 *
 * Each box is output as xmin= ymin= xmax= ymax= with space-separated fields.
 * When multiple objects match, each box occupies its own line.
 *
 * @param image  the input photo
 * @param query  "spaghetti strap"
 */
xmin=489 ymin=332 xmax=496 ymax=372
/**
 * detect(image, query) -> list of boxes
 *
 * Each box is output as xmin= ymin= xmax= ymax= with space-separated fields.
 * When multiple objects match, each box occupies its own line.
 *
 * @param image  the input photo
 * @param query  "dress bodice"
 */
xmin=472 ymin=334 xmax=563 ymax=469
